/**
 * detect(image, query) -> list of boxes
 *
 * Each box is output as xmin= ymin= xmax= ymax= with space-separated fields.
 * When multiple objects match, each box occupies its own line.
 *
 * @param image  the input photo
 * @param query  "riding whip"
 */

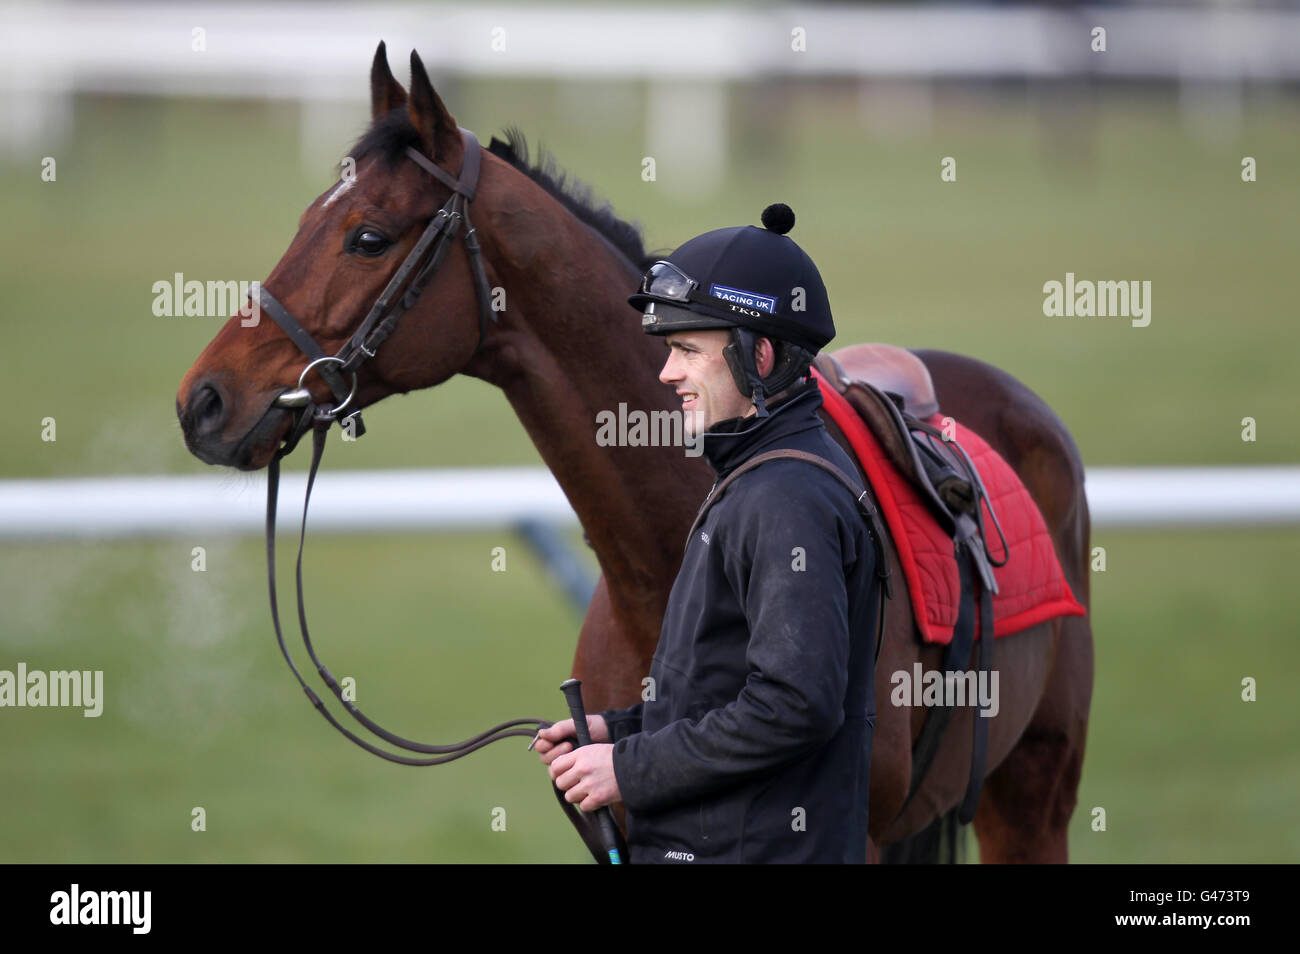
xmin=559 ymin=678 xmax=624 ymax=865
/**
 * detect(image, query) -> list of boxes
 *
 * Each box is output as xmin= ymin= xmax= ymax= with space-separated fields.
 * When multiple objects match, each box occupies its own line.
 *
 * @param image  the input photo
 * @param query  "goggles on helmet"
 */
xmin=638 ymin=261 xmax=715 ymax=309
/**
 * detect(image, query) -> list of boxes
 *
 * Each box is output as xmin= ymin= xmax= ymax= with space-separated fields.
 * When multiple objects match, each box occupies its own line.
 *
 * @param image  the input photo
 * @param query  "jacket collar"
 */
xmin=701 ymin=376 xmax=824 ymax=477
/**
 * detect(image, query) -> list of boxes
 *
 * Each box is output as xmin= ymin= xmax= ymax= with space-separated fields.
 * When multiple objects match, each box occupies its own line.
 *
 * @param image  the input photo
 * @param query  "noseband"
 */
xmin=257 ymin=128 xmax=551 ymax=767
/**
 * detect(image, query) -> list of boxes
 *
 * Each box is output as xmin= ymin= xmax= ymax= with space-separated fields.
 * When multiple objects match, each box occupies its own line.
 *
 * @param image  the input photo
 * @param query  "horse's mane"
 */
xmin=350 ymin=112 xmax=654 ymax=271
xmin=486 ymin=126 xmax=654 ymax=271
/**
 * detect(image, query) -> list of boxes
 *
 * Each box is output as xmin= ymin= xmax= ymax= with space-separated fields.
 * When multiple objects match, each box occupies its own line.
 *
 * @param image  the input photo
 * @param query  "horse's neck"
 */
xmin=468 ymin=200 xmax=712 ymax=607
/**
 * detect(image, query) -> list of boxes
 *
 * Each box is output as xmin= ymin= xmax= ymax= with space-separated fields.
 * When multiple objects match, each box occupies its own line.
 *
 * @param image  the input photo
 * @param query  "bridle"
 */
xmin=254 ymin=127 xmax=550 ymax=766
xmin=259 ymin=126 xmax=497 ymax=446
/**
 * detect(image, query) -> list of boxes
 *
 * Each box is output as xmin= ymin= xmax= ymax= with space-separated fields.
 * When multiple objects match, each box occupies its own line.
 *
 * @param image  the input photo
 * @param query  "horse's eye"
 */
xmin=353 ymin=230 xmax=390 ymax=256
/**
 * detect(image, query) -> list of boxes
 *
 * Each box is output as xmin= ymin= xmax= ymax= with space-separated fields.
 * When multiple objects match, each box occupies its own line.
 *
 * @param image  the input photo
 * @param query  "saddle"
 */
xmin=813 ymin=346 xmax=1005 ymax=590
xmin=812 ymin=345 xmax=1007 ymax=828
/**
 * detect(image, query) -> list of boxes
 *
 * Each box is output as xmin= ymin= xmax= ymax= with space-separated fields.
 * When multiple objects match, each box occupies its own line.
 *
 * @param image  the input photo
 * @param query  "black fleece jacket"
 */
xmin=601 ymin=377 xmax=880 ymax=863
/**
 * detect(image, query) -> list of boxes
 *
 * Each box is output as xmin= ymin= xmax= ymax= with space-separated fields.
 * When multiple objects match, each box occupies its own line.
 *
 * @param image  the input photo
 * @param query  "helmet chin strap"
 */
xmin=722 ymin=327 xmax=813 ymax=419
xmin=722 ymin=327 xmax=770 ymax=418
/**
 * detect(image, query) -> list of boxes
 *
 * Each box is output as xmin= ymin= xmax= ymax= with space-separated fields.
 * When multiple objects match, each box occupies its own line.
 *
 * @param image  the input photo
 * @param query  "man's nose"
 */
xmin=659 ymin=351 xmax=680 ymax=385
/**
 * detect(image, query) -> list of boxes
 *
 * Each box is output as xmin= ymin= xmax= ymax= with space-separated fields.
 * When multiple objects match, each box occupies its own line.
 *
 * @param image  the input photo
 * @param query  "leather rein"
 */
xmin=255 ymin=127 xmax=551 ymax=766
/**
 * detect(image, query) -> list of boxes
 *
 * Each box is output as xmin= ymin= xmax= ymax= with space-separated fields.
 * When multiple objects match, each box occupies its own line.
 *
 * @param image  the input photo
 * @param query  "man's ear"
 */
xmin=755 ymin=337 xmax=776 ymax=377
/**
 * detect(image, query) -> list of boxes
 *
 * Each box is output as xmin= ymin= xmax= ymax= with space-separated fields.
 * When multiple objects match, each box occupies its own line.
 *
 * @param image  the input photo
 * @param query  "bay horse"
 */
xmin=177 ymin=43 xmax=1093 ymax=863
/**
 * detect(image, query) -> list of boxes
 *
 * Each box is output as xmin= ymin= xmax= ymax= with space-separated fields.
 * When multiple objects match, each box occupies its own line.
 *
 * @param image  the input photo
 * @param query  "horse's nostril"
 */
xmin=190 ymin=383 xmax=225 ymax=435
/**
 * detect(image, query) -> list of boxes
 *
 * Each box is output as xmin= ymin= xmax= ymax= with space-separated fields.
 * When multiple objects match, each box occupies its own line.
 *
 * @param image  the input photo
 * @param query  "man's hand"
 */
xmin=548 ymin=743 xmax=620 ymax=812
xmin=535 ymin=716 xmax=621 ymax=811
xmin=534 ymin=715 xmax=610 ymax=759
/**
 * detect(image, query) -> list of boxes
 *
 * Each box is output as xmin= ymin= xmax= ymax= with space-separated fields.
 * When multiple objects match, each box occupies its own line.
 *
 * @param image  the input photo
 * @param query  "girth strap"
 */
xmin=892 ymin=542 xmax=994 ymax=826
xmin=959 ymin=568 xmax=994 ymax=824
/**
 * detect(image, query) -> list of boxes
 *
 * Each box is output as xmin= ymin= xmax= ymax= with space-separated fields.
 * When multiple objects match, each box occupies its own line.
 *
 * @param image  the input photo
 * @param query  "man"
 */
xmin=536 ymin=204 xmax=882 ymax=863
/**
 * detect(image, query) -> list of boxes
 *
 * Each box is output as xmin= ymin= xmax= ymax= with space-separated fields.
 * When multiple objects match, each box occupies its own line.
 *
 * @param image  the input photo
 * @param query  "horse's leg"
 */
xmin=880 ymin=622 xmax=1056 ymax=844
xmin=972 ymin=481 xmax=1094 ymax=862
xmin=909 ymin=348 xmax=1094 ymax=863
xmin=972 ymin=612 xmax=1094 ymax=862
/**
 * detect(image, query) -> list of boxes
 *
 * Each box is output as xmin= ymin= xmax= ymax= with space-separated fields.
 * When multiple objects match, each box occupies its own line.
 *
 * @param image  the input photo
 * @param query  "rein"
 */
xmin=258 ymin=127 xmax=552 ymax=766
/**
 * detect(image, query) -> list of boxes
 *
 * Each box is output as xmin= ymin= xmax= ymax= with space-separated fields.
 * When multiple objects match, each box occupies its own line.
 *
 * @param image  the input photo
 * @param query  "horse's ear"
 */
xmin=370 ymin=41 xmax=407 ymax=119
xmin=407 ymin=49 xmax=459 ymax=161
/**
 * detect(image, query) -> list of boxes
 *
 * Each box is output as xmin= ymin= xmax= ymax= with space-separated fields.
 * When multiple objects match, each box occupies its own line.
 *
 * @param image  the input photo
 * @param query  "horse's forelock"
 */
xmin=349 ymin=109 xmax=425 ymax=170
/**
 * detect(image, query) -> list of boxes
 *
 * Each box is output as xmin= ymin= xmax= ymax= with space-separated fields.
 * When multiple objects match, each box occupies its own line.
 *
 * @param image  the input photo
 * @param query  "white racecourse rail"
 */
xmin=1 ymin=467 xmax=1297 ymax=540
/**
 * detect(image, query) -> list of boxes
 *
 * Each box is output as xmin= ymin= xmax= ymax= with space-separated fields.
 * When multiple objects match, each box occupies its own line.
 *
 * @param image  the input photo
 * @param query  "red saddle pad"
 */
xmin=812 ymin=369 xmax=1086 ymax=644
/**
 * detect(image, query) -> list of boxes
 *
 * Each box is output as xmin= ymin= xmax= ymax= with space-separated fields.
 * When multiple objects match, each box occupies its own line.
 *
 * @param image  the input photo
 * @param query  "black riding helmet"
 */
xmin=630 ymin=203 xmax=835 ymax=417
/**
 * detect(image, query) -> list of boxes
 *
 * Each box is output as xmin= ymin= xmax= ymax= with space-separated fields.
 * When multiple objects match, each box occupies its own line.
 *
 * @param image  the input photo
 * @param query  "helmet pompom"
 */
xmin=761 ymin=203 xmax=795 ymax=235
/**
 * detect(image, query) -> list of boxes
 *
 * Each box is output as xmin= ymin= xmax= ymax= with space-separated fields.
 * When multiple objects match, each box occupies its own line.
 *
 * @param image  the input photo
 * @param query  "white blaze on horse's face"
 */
xmin=321 ymin=171 xmax=360 ymax=210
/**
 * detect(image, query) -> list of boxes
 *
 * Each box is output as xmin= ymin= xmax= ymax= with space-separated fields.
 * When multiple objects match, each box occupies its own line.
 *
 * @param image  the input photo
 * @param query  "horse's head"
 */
xmin=177 ymin=43 xmax=494 ymax=469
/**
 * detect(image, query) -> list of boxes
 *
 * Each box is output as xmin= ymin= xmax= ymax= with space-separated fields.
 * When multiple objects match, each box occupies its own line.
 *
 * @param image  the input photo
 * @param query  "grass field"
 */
xmin=1 ymin=80 xmax=1297 ymax=862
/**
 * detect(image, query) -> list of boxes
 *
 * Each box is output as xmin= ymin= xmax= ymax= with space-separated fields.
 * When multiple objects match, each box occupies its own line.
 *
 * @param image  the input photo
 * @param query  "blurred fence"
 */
xmin=2 ymin=466 xmax=1298 ymax=539
xmin=6 ymin=2 xmax=1300 ymax=96
xmin=5 ymin=2 xmax=1300 ymax=185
